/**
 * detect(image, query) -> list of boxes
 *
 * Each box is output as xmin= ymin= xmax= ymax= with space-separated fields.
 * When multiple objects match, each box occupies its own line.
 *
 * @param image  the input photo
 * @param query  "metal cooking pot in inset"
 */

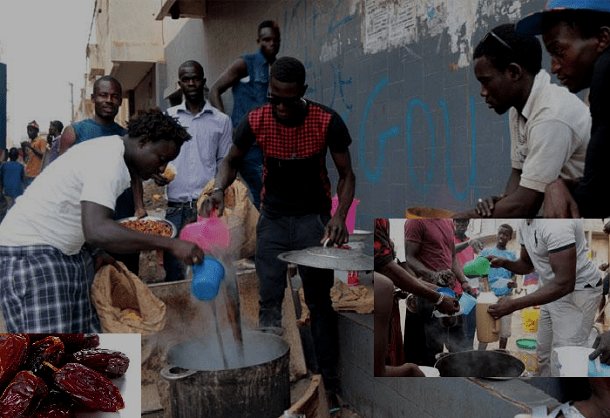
xmin=434 ymin=350 xmax=525 ymax=377
xmin=161 ymin=331 xmax=290 ymax=418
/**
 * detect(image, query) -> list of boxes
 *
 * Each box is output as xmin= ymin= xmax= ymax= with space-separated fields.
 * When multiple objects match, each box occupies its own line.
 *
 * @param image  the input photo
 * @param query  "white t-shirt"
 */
xmin=510 ymin=70 xmax=591 ymax=192
xmin=517 ymin=219 xmax=600 ymax=290
xmin=0 ymin=135 xmax=131 ymax=255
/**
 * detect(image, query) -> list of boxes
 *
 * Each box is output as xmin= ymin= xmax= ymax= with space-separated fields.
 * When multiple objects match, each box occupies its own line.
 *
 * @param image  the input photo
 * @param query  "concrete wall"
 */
xmin=159 ymin=19 xmax=206 ymax=108
xmin=154 ymin=0 xmax=557 ymax=228
xmin=337 ymin=312 xmax=569 ymax=418
xmin=133 ymin=67 xmax=156 ymax=113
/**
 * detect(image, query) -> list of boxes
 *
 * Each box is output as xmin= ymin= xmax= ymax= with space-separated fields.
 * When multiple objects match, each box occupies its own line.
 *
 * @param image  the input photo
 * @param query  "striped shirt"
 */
xmin=166 ymin=101 xmax=232 ymax=202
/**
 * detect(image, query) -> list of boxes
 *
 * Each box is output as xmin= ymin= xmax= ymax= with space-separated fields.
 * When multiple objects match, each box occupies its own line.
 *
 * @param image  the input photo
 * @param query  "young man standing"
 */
xmin=374 ymin=218 xmax=459 ymax=377
xmin=487 ymin=219 xmax=602 ymax=376
xmin=41 ymin=120 xmax=64 ymax=169
xmin=21 ymin=120 xmax=47 ymax=188
xmin=59 ymin=75 xmax=145 ymax=274
xmin=403 ymin=218 xmax=475 ymax=366
xmin=161 ymin=60 xmax=232 ymax=281
xmin=517 ymin=0 xmax=610 ymax=218
xmin=209 ymin=20 xmax=281 ymax=209
xmin=454 ymin=23 xmax=591 ymax=218
xmin=204 ymin=57 xmax=355 ymax=400
xmin=0 ymin=148 xmax=25 ymax=210
xmin=478 ymin=224 xmax=517 ymax=350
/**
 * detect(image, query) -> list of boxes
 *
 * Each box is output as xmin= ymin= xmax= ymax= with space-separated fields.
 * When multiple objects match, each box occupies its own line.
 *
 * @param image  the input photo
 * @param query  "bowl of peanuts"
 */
xmin=117 ymin=216 xmax=177 ymax=238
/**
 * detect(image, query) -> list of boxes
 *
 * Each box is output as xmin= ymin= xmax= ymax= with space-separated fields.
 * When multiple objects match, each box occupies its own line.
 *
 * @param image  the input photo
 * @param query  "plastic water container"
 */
xmin=437 ymin=287 xmax=456 ymax=298
xmin=521 ymin=307 xmax=540 ymax=334
xmin=331 ymin=195 xmax=359 ymax=234
xmin=459 ymin=292 xmax=477 ymax=315
xmin=515 ymin=338 xmax=538 ymax=375
xmin=463 ymin=256 xmax=491 ymax=277
xmin=191 ymin=256 xmax=225 ymax=301
xmin=553 ymin=346 xmax=594 ymax=376
xmin=179 ymin=215 xmax=230 ymax=251
xmin=588 ymin=357 xmax=610 ymax=376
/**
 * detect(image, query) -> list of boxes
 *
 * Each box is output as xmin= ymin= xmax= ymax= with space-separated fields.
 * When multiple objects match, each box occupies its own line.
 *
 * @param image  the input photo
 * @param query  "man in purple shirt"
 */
xmin=162 ymin=60 xmax=232 ymax=281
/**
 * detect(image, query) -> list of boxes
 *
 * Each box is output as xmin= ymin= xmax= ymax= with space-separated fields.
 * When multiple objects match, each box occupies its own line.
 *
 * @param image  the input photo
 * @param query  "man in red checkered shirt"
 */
xmin=203 ymin=56 xmax=356 ymax=398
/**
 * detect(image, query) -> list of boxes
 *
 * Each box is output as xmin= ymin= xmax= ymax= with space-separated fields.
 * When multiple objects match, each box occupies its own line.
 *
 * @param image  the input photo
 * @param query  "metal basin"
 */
xmin=434 ymin=350 xmax=525 ymax=377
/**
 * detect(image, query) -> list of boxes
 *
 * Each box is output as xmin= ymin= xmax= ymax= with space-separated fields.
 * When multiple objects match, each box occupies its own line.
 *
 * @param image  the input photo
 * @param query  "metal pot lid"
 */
xmin=277 ymin=246 xmax=373 ymax=271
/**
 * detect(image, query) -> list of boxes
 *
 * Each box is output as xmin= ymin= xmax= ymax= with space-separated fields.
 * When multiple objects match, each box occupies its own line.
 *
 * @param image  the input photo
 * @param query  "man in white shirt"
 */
xmin=487 ymin=219 xmax=602 ymax=376
xmin=454 ymin=23 xmax=590 ymax=218
xmin=0 ymin=110 xmax=205 ymax=333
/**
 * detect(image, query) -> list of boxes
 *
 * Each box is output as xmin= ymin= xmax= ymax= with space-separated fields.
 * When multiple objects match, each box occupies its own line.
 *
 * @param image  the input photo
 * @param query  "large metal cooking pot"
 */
xmin=434 ymin=350 xmax=525 ymax=377
xmin=161 ymin=331 xmax=290 ymax=418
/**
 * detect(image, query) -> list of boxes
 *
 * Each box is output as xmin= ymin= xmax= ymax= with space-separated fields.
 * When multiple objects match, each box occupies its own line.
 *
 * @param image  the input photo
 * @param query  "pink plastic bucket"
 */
xmin=331 ymin=196 xmax=360 ymax=234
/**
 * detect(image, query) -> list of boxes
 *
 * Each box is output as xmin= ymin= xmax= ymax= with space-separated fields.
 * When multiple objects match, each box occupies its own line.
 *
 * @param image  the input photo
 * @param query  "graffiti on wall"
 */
xmin=278 ymin=0 xmax=529 ymax=216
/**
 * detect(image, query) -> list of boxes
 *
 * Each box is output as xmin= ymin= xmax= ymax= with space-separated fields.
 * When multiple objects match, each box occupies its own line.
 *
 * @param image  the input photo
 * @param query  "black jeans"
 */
xmin=256 ymin=212 xmax=339 ymax=393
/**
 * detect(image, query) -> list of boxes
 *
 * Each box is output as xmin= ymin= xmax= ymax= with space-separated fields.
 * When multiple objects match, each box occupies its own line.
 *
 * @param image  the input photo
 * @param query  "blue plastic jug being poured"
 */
xmin=191 ymin=256 xmax=226 ymax=301
xmin=180 ymin=209 xmax=230 ymax=301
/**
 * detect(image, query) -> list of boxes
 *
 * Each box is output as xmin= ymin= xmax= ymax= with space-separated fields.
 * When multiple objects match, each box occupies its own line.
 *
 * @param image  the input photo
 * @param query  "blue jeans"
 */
xmin=164 ymin=205 xmax=197 ymax=281
xmin=239 ymin=144 xmax=263 ymax=210
xmin=256 ymin=212 xmax=339 ymax=393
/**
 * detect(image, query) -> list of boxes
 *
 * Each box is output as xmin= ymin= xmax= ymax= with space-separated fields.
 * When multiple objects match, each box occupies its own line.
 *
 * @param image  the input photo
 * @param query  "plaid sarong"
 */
xmin=0 ymin=244 xmax=100 ymax=332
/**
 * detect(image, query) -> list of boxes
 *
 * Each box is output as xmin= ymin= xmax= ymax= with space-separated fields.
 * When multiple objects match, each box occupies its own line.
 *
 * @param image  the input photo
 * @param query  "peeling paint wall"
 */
xmin=363 ymin=0 xmax=523 ymax=68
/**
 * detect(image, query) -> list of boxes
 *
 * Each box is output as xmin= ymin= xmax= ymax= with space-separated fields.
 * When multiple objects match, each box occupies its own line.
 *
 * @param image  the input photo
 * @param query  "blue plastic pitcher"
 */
xmin=459 ymin=292 xmax=477 ymax=315
xmin=191 ymin=256 xmax=225 ymax=301
xmin=436 ymin=287 xmax=456 ymax=298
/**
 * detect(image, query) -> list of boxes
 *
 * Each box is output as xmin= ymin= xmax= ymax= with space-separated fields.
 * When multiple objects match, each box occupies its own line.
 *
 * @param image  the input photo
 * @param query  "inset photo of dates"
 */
xmin=0 ymin=333 xmax=141 ymax=417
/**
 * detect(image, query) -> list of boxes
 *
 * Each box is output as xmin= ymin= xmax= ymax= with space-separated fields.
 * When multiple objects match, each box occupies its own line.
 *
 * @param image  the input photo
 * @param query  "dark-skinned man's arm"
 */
xmin=81 ymin=201 xmax=203 ymax=264
xmin=201 ymin=144 xmax=248 ymax=217
xmin=488 ymin=244 xmax=576 ymax=319
xmin=58 ymin=125 xmax=77 ymax=155
xmin=323 ymin=149 xmax=355 ymax=246
xmin=209 ymin=58 xmax=248 ymax=112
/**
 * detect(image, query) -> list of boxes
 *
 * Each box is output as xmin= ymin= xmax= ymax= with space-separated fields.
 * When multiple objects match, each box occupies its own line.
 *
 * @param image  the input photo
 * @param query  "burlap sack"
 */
xmin=91 ymin=262 xmax=166 ymax=334
xmin=197 ymin=178 xmax=259 ymax=259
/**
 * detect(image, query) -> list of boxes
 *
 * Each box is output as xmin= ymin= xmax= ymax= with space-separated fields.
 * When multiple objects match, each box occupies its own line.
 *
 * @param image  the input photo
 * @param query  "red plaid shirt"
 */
xmin=235 ymin=101 xmax=351 ymax=216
